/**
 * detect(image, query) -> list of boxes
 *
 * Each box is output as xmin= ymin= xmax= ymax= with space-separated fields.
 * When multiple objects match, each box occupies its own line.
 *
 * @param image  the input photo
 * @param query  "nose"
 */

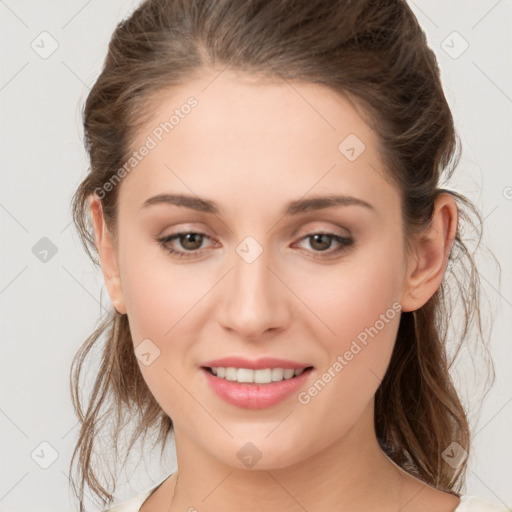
xmin=217 ymin=242 xmax=292 ymax=340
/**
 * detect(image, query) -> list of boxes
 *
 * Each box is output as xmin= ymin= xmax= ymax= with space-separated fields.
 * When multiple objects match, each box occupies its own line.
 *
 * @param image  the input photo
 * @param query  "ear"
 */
xmin=400 ymin=193 xmax=458 ymax=313
xmin=89 ymin=194 xmax=126 ymax=314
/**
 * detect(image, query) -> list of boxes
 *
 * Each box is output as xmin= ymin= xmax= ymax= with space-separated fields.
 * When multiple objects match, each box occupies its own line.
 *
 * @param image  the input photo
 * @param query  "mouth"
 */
xmin=201 ymin=366 xmax=314 ymax=385
xmin=201 ymin=364 xmax=315 ymax=409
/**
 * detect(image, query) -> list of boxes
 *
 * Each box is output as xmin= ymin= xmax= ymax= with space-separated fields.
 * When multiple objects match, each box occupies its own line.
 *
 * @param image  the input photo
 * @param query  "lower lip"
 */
xmin=201 ymin=367 xmax=313 ymax=409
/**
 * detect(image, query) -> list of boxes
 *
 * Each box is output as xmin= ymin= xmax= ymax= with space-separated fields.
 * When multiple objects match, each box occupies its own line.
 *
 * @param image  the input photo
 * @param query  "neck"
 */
xmin=166 ymin=402 xmax=410 ymax=512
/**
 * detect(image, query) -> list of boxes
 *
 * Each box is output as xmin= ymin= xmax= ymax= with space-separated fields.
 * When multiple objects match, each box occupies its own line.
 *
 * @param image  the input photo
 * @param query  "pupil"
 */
xmin=311 ymin=234 xmax=331 ymax=251
xmin=181 ymin=233 xmax=202 ymax=250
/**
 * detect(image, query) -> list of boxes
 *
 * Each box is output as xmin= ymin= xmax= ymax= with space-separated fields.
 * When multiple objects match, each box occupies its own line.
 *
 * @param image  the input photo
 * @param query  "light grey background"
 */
xmin=1 ymin=1 xmax=511 ymax=511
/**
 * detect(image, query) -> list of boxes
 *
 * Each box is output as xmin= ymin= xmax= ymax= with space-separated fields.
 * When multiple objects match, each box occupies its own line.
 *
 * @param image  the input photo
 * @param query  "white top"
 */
xmin=103 ymin=474 xmax=510 ymax=512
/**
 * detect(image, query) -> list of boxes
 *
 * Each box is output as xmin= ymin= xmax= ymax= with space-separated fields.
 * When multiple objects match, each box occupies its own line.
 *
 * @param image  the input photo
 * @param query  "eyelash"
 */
xmin=155 ymin=231 xmax=354 ymax=260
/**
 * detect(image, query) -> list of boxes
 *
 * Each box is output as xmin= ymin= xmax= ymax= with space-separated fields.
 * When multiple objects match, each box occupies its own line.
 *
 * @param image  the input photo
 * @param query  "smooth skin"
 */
xmin=90 ymin=69 xmax=460 ymax=512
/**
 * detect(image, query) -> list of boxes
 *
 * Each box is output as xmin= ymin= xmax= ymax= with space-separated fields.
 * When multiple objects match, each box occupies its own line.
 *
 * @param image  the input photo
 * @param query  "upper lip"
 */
xmin=201 ymin=356 xmax=313 ymax=370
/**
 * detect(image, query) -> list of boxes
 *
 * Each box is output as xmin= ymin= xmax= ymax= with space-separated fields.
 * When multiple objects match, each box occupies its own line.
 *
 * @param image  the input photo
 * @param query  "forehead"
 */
xmin=135 ymin=69 xmax=376 ymax=159
xmin=119 ymin=69 xmax=396 ymax=217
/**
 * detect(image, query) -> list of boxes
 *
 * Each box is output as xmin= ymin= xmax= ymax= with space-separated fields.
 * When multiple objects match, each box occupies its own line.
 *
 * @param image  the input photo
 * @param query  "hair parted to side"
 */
xmin=69 ymin=0 xmax=496 ymax=510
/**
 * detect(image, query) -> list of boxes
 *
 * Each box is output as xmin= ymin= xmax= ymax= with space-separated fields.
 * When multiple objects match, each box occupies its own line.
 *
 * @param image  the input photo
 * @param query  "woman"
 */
xmin=69 ymin=1 xmax=508 ymax=511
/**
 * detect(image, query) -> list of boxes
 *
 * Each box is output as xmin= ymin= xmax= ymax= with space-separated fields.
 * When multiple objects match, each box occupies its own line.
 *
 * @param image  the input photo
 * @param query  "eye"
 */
xmin=293 ymin=232 xmax=354 ymax=258
xmin=155 ymin=231 xmax=215 ymax=259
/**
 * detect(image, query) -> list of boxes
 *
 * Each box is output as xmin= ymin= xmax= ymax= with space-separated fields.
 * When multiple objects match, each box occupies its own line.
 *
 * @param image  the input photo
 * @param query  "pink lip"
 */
xmin=201 ymin=367 xmax=314 ymax=409
xmin=201 ymin=356 xmax=312 ymax=370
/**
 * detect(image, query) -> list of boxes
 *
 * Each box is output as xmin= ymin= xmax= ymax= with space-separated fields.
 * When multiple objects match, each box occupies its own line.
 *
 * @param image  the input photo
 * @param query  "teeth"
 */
xmin=210 ymin=367 xmax=306 ymax=384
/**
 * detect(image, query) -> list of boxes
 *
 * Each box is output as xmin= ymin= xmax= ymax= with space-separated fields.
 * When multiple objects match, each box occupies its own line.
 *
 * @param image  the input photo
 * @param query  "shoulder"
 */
xmin=455 ymin=495 xmax=511 ymax=512
xmin=101 ymin=475 xmax=171 ymax=512
xmin=101 ymin=488 xmax=154 ymax=512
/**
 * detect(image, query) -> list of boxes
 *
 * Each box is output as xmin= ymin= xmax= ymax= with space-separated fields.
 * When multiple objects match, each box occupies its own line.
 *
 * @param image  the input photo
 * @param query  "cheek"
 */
xmin=121 ymin=254 xmax=206 ymax=420
xmin=292 ymin=255 xmax=403 ymax=447
xmin=118 ymin=237 xmax=222 ymax=401
xmin=289 ymin=239 xmax=404 ymax=417
xmin=120 ymin=238 xmax=204 ymax=339
xmin=293 ymin=239 xmax=404 ymax=344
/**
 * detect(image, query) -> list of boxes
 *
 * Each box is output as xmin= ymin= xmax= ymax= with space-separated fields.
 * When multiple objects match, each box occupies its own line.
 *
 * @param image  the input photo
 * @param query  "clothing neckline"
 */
xmin=127 ymin=476 xmax=485 ymax=512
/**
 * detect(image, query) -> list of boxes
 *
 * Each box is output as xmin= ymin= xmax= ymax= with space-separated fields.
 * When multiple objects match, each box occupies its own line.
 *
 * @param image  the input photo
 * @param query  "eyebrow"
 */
xmin=140 ymin=193 xmax=374 ymax=215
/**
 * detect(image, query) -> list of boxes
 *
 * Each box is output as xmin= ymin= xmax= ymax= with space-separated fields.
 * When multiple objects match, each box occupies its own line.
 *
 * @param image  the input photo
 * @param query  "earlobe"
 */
xmin=400 ymin=193 xmax=458 ymax=313
xmin=89 ymin=195 xmax=126 ymax=315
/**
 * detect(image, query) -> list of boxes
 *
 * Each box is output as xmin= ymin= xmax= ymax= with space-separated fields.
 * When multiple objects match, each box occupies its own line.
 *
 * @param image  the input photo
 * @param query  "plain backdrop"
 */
xmin=1 ymin=1 xmax=511 ymax=511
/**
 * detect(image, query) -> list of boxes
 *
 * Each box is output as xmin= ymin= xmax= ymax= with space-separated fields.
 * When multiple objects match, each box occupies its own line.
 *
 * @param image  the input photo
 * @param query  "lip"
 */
xmin=201 ymin=366 xmax=314 ymax=409
xmin=201 ymin=356 xmax=312 ymax=370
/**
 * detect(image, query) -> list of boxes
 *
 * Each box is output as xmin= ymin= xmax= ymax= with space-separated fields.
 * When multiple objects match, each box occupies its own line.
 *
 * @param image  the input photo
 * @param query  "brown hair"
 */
xmin=69 ymin=0 xmax=496 ymax=510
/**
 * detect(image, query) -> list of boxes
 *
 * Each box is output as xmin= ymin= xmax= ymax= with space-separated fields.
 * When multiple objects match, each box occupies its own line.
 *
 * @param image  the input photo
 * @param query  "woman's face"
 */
xmin=102 ymin=70 xmax=418 ymax=469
